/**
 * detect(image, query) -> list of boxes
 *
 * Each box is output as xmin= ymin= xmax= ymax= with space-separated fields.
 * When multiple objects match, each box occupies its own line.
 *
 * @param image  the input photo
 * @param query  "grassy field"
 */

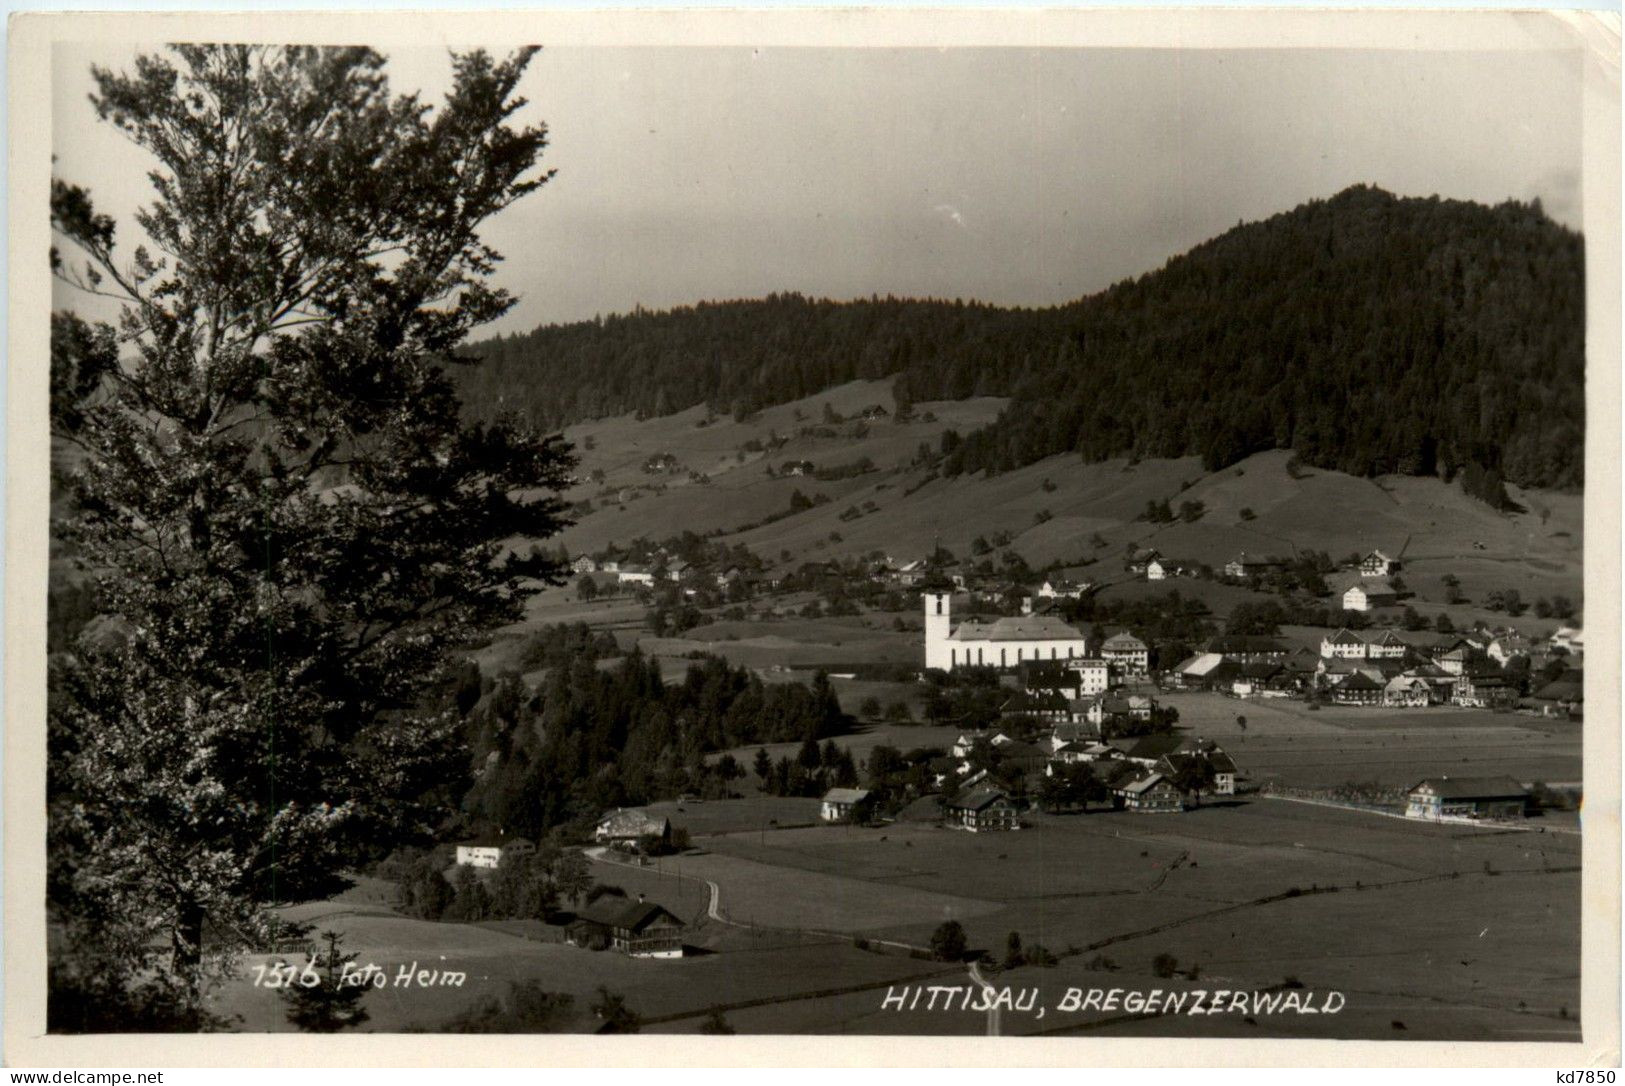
xmin=1156 ymin=691 xmax=1583 ymax=792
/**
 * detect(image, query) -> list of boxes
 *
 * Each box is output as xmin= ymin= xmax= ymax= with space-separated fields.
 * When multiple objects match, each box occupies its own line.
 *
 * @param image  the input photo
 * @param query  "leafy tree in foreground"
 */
xmin=48 ymin=44 xmax=570 ymax=1027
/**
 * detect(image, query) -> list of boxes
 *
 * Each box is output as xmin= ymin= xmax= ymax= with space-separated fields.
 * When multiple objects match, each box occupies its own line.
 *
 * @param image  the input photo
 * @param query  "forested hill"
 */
xmin=459 ymin=185 xmax=1585 ymax=490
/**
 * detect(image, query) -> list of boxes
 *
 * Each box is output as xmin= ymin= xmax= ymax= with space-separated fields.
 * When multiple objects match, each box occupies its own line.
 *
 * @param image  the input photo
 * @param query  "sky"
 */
xmin=51 ymin=43 xmax=1585 ymax=336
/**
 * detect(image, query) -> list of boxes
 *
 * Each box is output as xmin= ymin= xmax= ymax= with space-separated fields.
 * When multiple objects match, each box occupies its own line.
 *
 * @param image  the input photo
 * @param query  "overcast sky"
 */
xmin=52 ymin=43 xmax=1584 ymax=336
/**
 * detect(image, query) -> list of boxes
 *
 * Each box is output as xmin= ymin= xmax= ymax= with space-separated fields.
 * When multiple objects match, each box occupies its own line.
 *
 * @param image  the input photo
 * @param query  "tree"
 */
xmin=930 ymin=920 xmax=968 ymax=962
xmin=752 ymin=747 xmax=772 ymax=783
xmin=576 ymin=575 xmax=599 ymax=602
xmin=589 ymin=986 xmax=642 ymax=1033
xmin=279 ymin=930 xmax=370 ymax=1033
xmin=48 ymin=45 xmax=570 ymax=1022
xmin=699 ymin=1006 xmax=736 ymax=1035
xmin=1169 ymin=756 xmax=1217 ymax=808
xmin=553 ymin=850 xmax=594 ymax=907
xmin=1003 ymin=931 xmax=1025 ymax=970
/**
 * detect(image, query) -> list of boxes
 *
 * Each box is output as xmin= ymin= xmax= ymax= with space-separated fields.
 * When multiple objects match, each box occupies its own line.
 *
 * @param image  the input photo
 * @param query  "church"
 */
xmin=924 ymin=591 xmax=1092 ymax=672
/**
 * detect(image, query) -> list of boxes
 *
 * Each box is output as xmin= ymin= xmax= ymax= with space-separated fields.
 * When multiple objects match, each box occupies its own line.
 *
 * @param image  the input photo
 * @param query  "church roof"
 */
xmin=950 ymin=614 xmax=1086 ymax=642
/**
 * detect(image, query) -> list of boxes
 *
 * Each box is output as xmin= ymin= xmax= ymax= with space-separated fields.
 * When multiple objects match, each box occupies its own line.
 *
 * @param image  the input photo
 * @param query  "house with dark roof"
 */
xmin=1329 ymin=671 xmax=1384 ymax=705
xmin=1529 ymin=674 xmax=1583 ymax=719
xmin=944 ymin=789 xmax=1020 ymax=832
xmin=820 ymin=788 xmax=873 ymax=823
xmin=1224 ymin=552 xmax=1284 ymax=579
xmin=568 ymin=896 xmax=686 ymax=958
xmin=1405 ymin=777 xmax=1529 ymax=822
xmin=1452 ymin=671 xmax=1517 ymax=709
xmin=1111 ymin=769 xmax=1184 ymax=812
xmin=1203 ymin=635 xmax=1289 ymax=661
xmin=1360 ymin=550 xmax=1398 ymax=577
xmin=594 ymin=808 xmax=673 ymax=849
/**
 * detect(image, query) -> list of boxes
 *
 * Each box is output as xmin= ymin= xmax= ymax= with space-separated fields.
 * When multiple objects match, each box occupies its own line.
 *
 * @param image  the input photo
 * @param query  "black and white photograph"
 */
xmin=8 ymin=6 xmax=1620 ymax=1067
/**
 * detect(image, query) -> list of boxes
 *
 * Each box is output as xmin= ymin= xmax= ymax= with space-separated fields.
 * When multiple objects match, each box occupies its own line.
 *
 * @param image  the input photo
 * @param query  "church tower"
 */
xmin=924 ymin=590 xmax=952 ymax=671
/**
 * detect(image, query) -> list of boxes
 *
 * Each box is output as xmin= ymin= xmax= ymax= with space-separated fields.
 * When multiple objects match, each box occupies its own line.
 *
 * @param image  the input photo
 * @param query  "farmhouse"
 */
xmin=820 ymin=787 xmax=872 ymax=822
xmin=571 ymin=556 xmax=598 ymax=574
xmin=1551 ymin=626 xmax=1584 ymax=654
xmin=1204 ymin=635 xmax=1289 ymax=661
xmin=1529 ymin=674 xmax=1583 ymax=719
xmin=1037 ymin=578 xmax=1086 ymax=599
xmin=1360 ymin=549 xmax=1398 ymax=577
xmin=999 ymin=691 xmax=1070 ymax=725
xmin=924 ymin=592 xmax=1091 ymax=672
xmin=664 ymin=559 xmax=690 ymax=583
xmin=1224 ymin=552 xmax=1283 ymax=578
xmin=1084 ymin=692 xmax=1155 ymax=728
xmin=454 ymin=834 xmax=535 ymax=870
xmin=944 ymin=789 xmax=1021 ymax=832
xmin=1159 ymin=742 xmax=1239 ymax=795
xmin=1383 ymin=675 xmax=1436 ymax=707
xmin=1169 ymin=653 xmax=1240 ymax=691
xmin=618 ymin=565 xmax=655 ymax=587
xmin=1320 ymin=628 xmax=1370 ymax=660
xmin=1100 ymin=632 xmax=1150 ymax=677
xmin=1053 ymin=740 xmax=1119 ymax=765
xmin=595 ymin=808 xmax=672 ymax=848
xmin=1343 ymin=584 xmax=1397 ymax=612
xmin=1126 ymin=547 xmax=1161 ymax=574
xmin=1232 ymin=660 xmax=1291 ymax=697
xmin=569 ymin=896 xmax=686 ymax=958
xmin=1487 ymin=633 xmax=1531 ymax=666
xmin=1145 ymin=558 xmax=1169 ymax=581
xmin=1020 ymin=660 xmax=1105 ymax=699
xmin=1405 ymin=777 xmax=1530 ymax=822
xmin=1452 ymin=671 xmax=1517 ymax=709
xmin=1329 ymin=671 xmax=1384 ymax=705
xmin=1112 ymin=770 xmax=1184 ymax=812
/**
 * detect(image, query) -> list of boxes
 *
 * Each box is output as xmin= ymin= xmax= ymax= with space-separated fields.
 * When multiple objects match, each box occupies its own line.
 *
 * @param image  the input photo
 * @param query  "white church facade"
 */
xmin=924 ymin=592 xmax=1092 ymax=672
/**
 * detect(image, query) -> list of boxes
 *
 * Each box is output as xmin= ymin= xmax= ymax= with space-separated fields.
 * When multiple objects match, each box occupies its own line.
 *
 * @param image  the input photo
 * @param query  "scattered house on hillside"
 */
xmin=1329 ymin=671 xmax=1384 ymax=705
xmin=454 ymin=834 xmax=535 ymax=870
xmin=1112 ymin=769 xmax=1184 ymax=812
xmin=1100 ymin=632 xmax=1150 ymax=677
xmin=858 ymin=404 xmax=890 ymax=421
xmin=1126 ymin=547 xmax=1162 ymax=574
xmin=780 ymin=459 xmax=814 ymax=477
xmin=599 ymin=560 xmax=621 ymax=574
xmin=944 ymin=789 xmax=1021 ymax=832
xmin=1145 ymin=558 xmax=1169 ymax=581
xmin=594 ymin=808 xmax=673 ymax=849
xmin=572 ymin=556 xmax=598 ymax=574
xmin=820 ymin=787 xmax=873 ymax=823
xmin=1037 ymin=578 xmax=1087 ymax=599
xmin=1360 ymin=550 xmax=1398 ymax=577
xmin=1383 ymin=675 xmax=1435 ymax=708
xmin=715 ymin=566 xmax=744 ymax=589
xmin=1343 ymin=583 xmax=1398 ymax=612
xmin=568 ymin=895 xmax=686 ymax=958
xmin=618 ymin=564 xmax=655 ymax=587
xmin=893 ymin=559 xmax=929 ymax=587
xmin=924 ymin=591 xmax=1092 ymax=671
xmin=1224 ymin=552 xmax=1284 ymax=579
xmin=664 ymin=559 xmax=690 ymax=583
xmin=1203 ymin=635 xmax=1289 ymax=661
xmin=1405 ymin=777 xmax=1529 ymax=822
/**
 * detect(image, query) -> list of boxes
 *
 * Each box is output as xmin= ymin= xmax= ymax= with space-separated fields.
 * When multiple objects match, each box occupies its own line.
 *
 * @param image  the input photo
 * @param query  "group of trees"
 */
xmin=460 ymin=186 xmax=1583 ymax=500
xmin=394 ymin=844 xmax=594 ymax=924
xmin=752 ymin=738 xmax=860 ymax=798
xmin=463 ymin=651 xmax=847 ymax=840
